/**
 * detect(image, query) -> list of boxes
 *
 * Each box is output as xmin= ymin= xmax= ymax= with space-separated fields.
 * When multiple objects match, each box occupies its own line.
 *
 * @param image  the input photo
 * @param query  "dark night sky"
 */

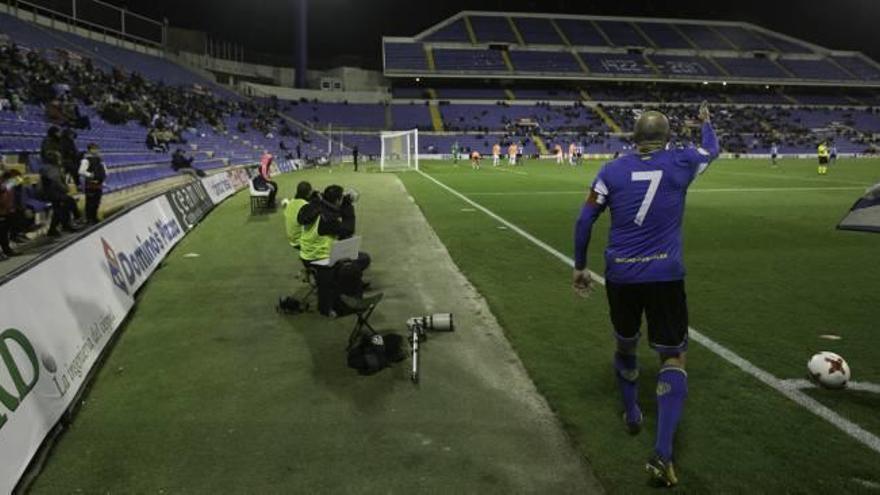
xmin=104 ymin=0 xmax=880 ymax=69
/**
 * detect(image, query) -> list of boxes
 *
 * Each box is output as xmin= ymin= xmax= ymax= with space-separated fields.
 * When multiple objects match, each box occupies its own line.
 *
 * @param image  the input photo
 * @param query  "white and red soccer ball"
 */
xmin=807 ymin=351 xmax=851 ymax=389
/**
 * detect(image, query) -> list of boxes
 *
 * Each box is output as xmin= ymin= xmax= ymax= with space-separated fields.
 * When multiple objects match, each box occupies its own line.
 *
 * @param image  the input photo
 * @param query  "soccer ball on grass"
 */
xmin=807 ymin=351 xmax=850 ymax=389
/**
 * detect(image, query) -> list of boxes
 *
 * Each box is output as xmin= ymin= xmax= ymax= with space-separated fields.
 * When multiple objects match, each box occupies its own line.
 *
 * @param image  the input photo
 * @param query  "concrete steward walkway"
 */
xmin=30 ymin=168 xmax=601 ymax=493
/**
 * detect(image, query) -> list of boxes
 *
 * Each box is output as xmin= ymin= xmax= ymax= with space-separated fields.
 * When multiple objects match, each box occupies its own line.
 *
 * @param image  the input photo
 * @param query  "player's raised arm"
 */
xmin=683 ymin=102 xmax=720 ymax=178
xmin=697 ymin=101 xmax=719 ymax=161
xmin=572 ymin=177 xmax=608 ymax=297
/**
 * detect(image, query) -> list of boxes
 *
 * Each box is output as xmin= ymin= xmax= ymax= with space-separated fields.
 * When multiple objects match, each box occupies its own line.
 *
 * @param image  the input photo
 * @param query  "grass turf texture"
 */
xmin=29 ymin=168 xmax=598 ymax=494
xmin=397 ymin=158 xmax=880 ymax=493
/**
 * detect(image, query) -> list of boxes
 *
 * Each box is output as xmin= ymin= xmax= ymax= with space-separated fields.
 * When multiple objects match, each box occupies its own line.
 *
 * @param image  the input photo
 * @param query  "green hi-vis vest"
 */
xmin=284 ymin=198 xmax=309 ymax=247
xmin=299 ymin=217 xmax=334 ymax=261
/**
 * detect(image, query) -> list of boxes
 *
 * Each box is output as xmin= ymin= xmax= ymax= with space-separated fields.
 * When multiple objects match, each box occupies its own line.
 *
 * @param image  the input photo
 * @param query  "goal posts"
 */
xmin=380 ymin=129 xmax=419 ymax=171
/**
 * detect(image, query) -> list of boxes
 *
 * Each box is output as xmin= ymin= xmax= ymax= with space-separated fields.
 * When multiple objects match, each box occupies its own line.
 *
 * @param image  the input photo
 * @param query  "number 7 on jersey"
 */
xmin=631 ymin=170 xmax=663 ymax=226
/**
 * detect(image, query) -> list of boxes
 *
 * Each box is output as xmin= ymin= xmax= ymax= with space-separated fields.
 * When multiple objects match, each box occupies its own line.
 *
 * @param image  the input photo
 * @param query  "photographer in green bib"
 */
xmin=283 ymin=181 xmax=314 ymax=250
xmin=298 ymin=184 xmax=371 ymax=316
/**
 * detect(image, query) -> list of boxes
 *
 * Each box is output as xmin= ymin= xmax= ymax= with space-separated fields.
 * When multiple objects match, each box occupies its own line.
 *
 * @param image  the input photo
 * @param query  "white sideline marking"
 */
xmin=713 ymin=170 xmax=871 ymax=187
xmin=415 ymin=169 xmax=880 ymax=455
xmin=488 ymin=167 xmax=529 ymax=176
xmin=783 ymin=379 xmax=880 ymax=394
xmin=466 ymin=186 xmax=864 ymax=196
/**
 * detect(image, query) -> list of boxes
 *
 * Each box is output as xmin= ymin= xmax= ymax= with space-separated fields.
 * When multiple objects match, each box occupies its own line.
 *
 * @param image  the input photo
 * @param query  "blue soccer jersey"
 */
xmin=574 ymin=122 xmax=719 ymax=284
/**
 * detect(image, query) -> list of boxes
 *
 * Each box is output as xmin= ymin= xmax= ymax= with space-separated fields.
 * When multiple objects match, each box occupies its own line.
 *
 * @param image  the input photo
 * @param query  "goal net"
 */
xmin=380 ymin=129 xmax=419 ymax=171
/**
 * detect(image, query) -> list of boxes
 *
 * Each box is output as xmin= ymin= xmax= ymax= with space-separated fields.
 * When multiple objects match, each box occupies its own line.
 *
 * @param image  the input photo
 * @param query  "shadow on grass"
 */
xmin=285 ymin=307 xmax=407 ymax=413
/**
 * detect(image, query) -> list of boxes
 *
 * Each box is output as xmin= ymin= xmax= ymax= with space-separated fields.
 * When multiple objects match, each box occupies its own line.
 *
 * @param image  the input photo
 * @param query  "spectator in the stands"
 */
xmin=146 ymin=128 xmax=167 ymax=152
xmin=59 ymin=128 xmax=80 ymax=183
xmin=67 ymin=99 xmax=91 ymax=130
xmin=40 ymin=126 xmax=62 ymax=164
xmin=0 ymin=170 xmax=21 ymax=258
xmin=40 ymin=151 xmax=80 ymax=237
xmin=78 ymin=143 xmax=106 ymax=225
xmin=171 ymin=148 xmax=205 ymax=178
xmin=45 ymin=98 xmax=69 ymax=126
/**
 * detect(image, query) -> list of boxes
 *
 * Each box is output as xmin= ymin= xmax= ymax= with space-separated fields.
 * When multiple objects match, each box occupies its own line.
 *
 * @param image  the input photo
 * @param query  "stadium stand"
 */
xmin=712 ymin=25 xmax=775 ymax=51
xmin=436 ymin=87 xmax=509 ymax=99
xmin=636 ymin=22 xmax=692 ymax=49
xmin=0 ymin=10 xmax=347 ymax=260
xmin=390 ymin=103 xmax=433 ymax=130
xmin=714 ymin=56 xmax=790 ymax=79
xmin=509 ymin=50 xmax=583 ymax=73
xmin=594 ymin=21 xmax=647 ymax=47
xmin=384 ymin=12 xmax=879 ymax=87
xmin=513 ymin=17 xmax=564 ymax=45
xmin=649 ymin=55 xmax=723 ymax=77
xmin=832 ymin=55 xmax=880 ymax=80
xmin=383 ymin=42 xmax=427 ymax=71
xmin=469 ymin=15 xmax=518 ymax=43
xmin=676 ymin=24 xmax=736 ymax=50
xmin=432 ymin=48 xmax=507 ymax=71
xmin=554 ymin=19 xmax=609 ymax=46
xmin=423 ymin=18 xmax=470 ymax=42
xmin=580 ymin=52 xmax=653 ymax=75
xmin=778 ymin=59 xmax=854 ymax=80
xmin=284 ymin=102 xmax=387 ymax=129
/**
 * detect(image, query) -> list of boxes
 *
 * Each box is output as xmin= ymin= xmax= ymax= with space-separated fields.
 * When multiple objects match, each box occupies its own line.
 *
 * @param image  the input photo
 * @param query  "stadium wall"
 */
xmin=241 ymin=82 xmax=390 ymax=104
xmin=178 ymin=51 xmax=296 ymax=87
xmin=0 ymin=164 xmax=296 ymax=493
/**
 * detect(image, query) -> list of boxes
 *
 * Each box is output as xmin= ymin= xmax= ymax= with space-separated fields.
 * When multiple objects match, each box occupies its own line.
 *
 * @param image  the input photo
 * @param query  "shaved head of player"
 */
xmin=633 ymin=111 xmax=671 ymax=153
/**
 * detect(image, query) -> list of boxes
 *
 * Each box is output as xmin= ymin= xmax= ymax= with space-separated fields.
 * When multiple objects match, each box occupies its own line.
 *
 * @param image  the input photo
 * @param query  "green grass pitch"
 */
xmin=398 ymin=157 xmax=880 ymax=492
xmin=29 ymin=157 xmax=880 ymax=493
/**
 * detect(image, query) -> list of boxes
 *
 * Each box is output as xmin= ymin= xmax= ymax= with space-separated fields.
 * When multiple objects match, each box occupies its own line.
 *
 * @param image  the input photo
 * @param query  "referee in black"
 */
xmin=352 ymin=145 xmax=359 ymax=172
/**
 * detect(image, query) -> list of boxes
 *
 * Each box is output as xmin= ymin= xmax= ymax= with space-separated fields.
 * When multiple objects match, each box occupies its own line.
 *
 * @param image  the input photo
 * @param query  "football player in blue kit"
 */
xmin=572 ymin=102 xmax=719 ymax=487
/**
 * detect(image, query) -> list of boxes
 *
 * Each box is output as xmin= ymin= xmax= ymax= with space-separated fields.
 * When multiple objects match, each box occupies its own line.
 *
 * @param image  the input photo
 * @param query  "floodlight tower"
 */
xmin=295 ymin=0 xmax=308 ymax=88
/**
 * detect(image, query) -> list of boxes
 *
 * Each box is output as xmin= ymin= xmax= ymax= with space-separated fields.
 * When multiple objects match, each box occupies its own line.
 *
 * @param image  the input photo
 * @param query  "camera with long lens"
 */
xmin=407 ymin=313 xmax=453 ymax=333
xmin=407 ymin=313 xmax=454 ymax=384
xmin=343 ymin=187 xmax=360 ymax=204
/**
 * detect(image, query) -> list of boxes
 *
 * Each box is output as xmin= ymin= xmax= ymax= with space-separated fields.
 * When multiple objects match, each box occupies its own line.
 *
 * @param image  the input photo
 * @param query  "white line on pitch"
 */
xmin=487 ymin=166 xmax=528 ymax=176
xmin=466 ymin=186 xmax=864 ymax=196
xmin=782 ymin=379 xmax=880 ymax=394
xmin=415 ymin=169 xmax=880 ymax=456
xmin=713 ymin=170 xmax=871 ymax=187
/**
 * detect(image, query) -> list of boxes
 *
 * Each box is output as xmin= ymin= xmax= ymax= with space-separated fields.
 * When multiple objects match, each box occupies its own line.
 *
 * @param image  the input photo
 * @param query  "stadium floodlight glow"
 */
xmin=380 ymin=129 xmax=419 ymax=172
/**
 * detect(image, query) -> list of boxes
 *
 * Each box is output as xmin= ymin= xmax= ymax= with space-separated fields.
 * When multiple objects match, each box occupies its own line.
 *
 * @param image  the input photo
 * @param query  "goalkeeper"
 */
xmin=572 ymin=103 xmax=718 ymax=487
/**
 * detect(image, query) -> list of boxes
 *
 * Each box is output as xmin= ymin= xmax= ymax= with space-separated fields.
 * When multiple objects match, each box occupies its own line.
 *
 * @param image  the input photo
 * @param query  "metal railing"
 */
xmin=5 ymin=0 xmax=165 ymax=49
